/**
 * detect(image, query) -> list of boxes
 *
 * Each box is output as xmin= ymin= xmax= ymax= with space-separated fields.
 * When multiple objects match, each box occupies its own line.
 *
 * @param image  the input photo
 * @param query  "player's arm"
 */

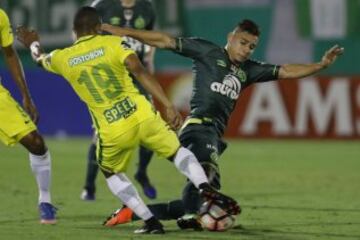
xmin=278 ymin=45 xmax=344 ymax=79
xmin=124 ymin=53 xmax=182 ymax=130
xmin=16 ymin=26 xmax=47 ymax=66
xmin=2 ymin=44 xmax=39 ymax=123
xmin=102 ymin=24 xmax=176 ymax=50
xmin=143 ymin=46 xmax=155 ymax=73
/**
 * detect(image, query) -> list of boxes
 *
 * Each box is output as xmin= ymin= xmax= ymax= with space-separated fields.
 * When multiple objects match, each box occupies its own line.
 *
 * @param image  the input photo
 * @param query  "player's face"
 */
xmin=227 ymin=30 xmax=258 ymax=64
xmin=120 ymin=0 xmax=136 ymax=6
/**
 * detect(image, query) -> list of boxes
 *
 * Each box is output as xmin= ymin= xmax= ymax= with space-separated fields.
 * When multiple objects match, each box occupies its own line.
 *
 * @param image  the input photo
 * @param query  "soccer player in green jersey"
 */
xmin=80 ymin=0 xmax=158 ymax=201
xmin=17 ymin=7 xmax=240 ymax=234
xmin=0 ymin=8 xmax=56 ymax=224
xmin=100 ymin=19 xmax=344 ymax=229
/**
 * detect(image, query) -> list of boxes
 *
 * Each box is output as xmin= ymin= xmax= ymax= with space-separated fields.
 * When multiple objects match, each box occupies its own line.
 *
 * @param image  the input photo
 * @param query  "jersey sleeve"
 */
xmin=172 ymin=37 xmax=215 ymax=59
xmin=90 ymin=0 xmax=104 ymax=9
xmin=40 ymin=50 xmax=62 ymax=75
xmin=246 ymin=60 xmax=280 ymax=83
xmin=0 ymin=9 xmax=14 ymax=47
xmin=114 ymin=37 xmax=136 ymax=64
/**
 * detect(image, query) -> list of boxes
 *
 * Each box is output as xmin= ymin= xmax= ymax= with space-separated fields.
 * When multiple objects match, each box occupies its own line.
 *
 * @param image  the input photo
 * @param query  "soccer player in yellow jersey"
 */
xmin=17 ymin=7 xmax=239 ymax=234
xmin=81 ymin=0 xmax=159 ymax=201
xmin=0 ymin=9 xmax=56 ymax=224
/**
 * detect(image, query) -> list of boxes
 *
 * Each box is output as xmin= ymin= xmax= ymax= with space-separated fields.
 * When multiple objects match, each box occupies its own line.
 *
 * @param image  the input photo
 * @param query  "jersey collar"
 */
xmin=74 ymin=35 xmax=97 ymax=45
xmin=223 ymin=48 xmax=245 ymax=68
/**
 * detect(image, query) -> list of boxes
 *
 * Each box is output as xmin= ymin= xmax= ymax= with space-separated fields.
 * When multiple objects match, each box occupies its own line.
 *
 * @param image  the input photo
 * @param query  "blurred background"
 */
xmin=1 ymin=0 xmax=359 ymax=139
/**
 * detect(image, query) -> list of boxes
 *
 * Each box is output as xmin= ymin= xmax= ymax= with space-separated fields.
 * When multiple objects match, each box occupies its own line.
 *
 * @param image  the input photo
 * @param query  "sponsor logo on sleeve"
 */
xmin=216 ymin=59 xmax=227 ymax=67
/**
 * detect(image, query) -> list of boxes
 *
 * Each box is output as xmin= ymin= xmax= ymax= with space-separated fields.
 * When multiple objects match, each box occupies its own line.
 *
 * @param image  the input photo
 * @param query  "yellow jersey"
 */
xmin=41 ymin=35 xmax=155 ymax=137
xmin=0 ymin=9 xmax=13 ymax=48
xmin=0 ymin=9 xmax=14 ymax=93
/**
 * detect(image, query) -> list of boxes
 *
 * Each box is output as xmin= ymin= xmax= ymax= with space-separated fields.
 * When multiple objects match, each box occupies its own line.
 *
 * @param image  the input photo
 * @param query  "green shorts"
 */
xmin=179 ymin=121 xmax=227 ymax=189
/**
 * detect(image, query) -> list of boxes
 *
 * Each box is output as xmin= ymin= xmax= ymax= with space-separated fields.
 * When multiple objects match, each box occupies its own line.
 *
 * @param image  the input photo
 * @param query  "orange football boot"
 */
xmin=103 ymin=206 xmax=133 ymax=226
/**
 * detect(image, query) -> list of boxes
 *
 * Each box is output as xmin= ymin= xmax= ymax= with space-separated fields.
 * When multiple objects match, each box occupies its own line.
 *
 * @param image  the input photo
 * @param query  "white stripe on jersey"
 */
xmin=90 ymin=0 xmax=103 ymax=7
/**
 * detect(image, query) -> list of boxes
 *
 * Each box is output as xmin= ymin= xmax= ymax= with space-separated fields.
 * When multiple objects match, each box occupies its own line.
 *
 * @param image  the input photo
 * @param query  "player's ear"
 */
xmin=95 ymin=23 xmax=101 ymax=34
xmin=227 ymin=32 xmax=233 ymax=43
xmin=71 ymin=30 xmax=77 ymax=42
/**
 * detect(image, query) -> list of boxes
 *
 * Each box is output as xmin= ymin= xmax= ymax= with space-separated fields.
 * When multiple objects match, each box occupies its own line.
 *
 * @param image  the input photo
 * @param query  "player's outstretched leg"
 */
xmin=103 ymin=206 xmax=134 ymax=226
xmin=134 ymin=217 xmax=165 ymax=234
xmin=81 ymin=143 xmax=98 ymax=201
xmin=178 ymin=161 xmax=222 ymax=226
xmin=177 ymin=181 xmax=203 ymax=230
xmin=20 ymin=131 xmax=57 ymax=224
xmin=199 ymin=183 xmax=241 ymax=215
xmin=104 ymin=172 xmax=164 ymax=234
xmin=177 ymin=183 xmax=241 ymax=230
xmin=134 ymin=146 xmax=157 ymax=199
xmin=103 ymin=200 xmax=185 ymax=226
xmin=167 ymin=146 xmax=240 ymax=230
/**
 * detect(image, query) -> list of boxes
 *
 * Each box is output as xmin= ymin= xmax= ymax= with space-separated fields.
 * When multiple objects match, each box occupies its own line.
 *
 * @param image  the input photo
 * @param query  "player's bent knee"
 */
xmin=100 ymin=169 xmax=115 ymax=178
xmin=166 ymin=146 xmax=181 ymax=162
xmin=20 ymin=131 xmax=47 ymax=155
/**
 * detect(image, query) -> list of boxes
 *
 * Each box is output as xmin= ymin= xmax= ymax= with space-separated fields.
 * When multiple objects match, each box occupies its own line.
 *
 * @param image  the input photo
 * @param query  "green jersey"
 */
xmin=92 ymin=0 xmax=155 ymax=62
xmin=173 ymin=37 xmax=280 ymax=135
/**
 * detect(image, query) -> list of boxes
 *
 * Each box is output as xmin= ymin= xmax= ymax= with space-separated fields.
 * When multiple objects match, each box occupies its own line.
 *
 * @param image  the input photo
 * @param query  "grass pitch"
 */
xmin=0 ymin=138 xmax=359 ymax=240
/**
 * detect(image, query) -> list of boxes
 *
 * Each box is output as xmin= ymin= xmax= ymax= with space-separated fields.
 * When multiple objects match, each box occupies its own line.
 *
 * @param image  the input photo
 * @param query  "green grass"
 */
xmin=0 ymin=138 xmax=359 ymax=240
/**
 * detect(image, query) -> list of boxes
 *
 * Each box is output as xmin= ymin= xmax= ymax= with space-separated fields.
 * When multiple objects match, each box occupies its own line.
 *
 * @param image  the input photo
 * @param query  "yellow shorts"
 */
xmin=0 ymin=87 xmax=37 ymax=146
xmin=98 ymin=112 xmax=180 ymax=173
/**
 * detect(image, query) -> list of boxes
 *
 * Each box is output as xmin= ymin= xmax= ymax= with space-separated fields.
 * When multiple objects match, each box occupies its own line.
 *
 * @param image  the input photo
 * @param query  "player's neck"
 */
xmin=76 ymin=31 xmax=98 ymax=39
xmin=120 ymin=0 xmax=136 ymax=8
xmin=224 ymin=45 xmax=241 ymax=67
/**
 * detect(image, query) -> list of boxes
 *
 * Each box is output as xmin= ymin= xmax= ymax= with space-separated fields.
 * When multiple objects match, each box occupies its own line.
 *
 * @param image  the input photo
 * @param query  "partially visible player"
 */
xmin=100 ymin=19 xmax=344 ymax=229
xmin=0 ymin=8 xmax=56 ymax=224
xmin=81 ymin=0 xmax=157 ymax=201
xmin=17 ymin=7 xmax=239 ymax=234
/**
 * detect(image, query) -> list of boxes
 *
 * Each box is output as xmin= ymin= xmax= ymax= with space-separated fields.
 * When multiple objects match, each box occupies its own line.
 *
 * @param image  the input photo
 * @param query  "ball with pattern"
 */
xmin=199 ymin=200 xmax=235 ymax=231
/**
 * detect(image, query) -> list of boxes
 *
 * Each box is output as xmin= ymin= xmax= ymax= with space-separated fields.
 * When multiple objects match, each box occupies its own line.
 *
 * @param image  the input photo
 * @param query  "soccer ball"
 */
xmin=199 ymin=200 xmax=236 ymax=231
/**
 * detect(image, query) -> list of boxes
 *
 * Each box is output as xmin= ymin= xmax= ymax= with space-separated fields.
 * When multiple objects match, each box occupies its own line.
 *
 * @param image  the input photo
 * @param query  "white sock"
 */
xmin=173 ymin=147 xmax=209 ymax=188
xmin=106 ymin=173 xmax=153 ymax=220
xmin=29 ymin=150 xmax=51 ymax=203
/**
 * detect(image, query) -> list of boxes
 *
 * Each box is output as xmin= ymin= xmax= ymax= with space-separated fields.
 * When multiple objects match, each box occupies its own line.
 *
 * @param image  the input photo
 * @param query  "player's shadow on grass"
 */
xmin=0 ymin=218 xmax=39 ymax=224
xmin=0 ymin=214 xmax=107 ymax=225
xmin=232 ymin=205 xmax=360 ymax=239
xmin=233 ymin=223 xmax=360 ymax=239
xmin=60 ymin=214 xmax=106 ymax=220
xmin=245 ymin=205 xmax=360 ymax=213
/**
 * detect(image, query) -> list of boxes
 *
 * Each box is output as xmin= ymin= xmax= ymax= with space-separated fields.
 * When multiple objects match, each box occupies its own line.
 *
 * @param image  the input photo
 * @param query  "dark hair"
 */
xmin=73 ymin=6 xmax=101 ymax=34
xmin=236 ymin=19 xmax=260 ymax=36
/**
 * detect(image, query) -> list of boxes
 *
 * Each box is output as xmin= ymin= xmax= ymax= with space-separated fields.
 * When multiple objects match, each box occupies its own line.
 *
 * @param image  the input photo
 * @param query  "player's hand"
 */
xmin=16 ymin=26 xmax=40 ymax=48
xmin=320 ymin=44 xmax=344 ymax=68
xmin=23 ymin=97 xmax=39 ymax=124
xmin=165 ymin=106 xmax=183 ymax=130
